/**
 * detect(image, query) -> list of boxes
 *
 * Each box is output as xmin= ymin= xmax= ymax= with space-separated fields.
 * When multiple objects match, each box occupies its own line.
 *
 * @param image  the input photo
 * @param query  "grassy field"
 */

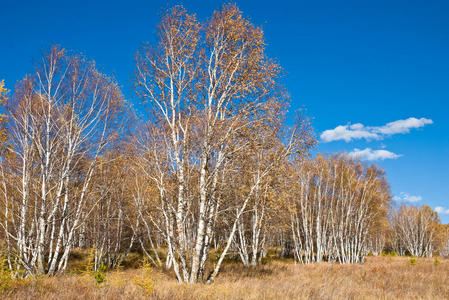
xmin=1 ymin=256 xmax=448 ymax=299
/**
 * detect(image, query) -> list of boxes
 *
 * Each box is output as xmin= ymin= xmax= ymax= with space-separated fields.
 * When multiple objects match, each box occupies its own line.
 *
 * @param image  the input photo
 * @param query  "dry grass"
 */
xmin=1 ymin=256 xmax=448 ymax=299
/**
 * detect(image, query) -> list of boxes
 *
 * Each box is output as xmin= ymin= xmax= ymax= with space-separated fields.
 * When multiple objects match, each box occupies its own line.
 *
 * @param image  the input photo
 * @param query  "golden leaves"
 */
xmin=0 ymin=80 xmax=6 ymax=102
xmin=0 ymin=80 xmax=8 ymax=153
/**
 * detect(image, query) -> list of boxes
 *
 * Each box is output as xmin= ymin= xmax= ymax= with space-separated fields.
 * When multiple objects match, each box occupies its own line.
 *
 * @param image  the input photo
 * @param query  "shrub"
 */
xmin=434 ymin=257 xmax=440 ymax=266
xmin=381 ymin=250 xmax=398 ymax=257
xmin=79 ymin=249 xmax=107 ymax=285
xmin=92 ymin=263 xmax=107 ymax=285
xmin=134 ymin=258 xmax=155 ymax=296
xmin=0 ymin=254 xmax=12 ymax=291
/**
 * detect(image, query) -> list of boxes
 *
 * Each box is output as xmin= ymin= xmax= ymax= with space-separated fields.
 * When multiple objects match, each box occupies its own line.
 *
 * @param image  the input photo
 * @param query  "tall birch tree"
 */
xmin=134 ymin=5 xmax=314 ymax=283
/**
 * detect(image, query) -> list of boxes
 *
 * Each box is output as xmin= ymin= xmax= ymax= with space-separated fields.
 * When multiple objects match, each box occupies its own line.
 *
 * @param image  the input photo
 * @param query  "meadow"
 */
xmin=1 ymin=255 xmax=448 ymax=300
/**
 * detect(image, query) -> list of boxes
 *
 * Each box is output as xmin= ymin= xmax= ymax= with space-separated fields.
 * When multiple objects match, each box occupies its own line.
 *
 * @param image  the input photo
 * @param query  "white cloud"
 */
xmin=347 ymin=148 xmax=401 ymax=161
xmin=321 ymin=117 xmax=433 ymax=143
xmin=392 ymin=192 xmax=422 ymax=203
xmin=321 ymin=125 xmax=379 ymax=142
xmin=435 ymin=207 xmax=449 ymax=214
xmin=374 ymin=117 xmax=433 ymax=135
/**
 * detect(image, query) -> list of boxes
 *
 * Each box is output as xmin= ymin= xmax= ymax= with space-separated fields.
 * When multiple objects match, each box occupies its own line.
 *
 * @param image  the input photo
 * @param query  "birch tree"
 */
xmin=87 ymin=151 xmax=137 ymax=270
xmin=391 ymin=204 xmax=439 ymax=257
xmin=134 ymin=5 xmax=314 ymax=283
xmin=437 ymin=224 xmax=449 ymax=257
xmin=232 ymin=111 xmax=314 ymax=267
xmin=289 ymin=155 xmax=390 ymax=264
xmin=0 ymin=47 xmax=125 ymax=276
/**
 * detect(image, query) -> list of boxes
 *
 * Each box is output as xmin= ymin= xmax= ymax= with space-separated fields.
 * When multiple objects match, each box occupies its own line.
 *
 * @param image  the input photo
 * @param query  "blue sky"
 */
xmin=1 ymin=0 xmax=448 ymax=221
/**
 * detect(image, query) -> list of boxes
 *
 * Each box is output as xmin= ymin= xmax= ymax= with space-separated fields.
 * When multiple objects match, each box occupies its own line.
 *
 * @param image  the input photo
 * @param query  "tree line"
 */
xmin=0 ymin=4 xmax=447 ymax=283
